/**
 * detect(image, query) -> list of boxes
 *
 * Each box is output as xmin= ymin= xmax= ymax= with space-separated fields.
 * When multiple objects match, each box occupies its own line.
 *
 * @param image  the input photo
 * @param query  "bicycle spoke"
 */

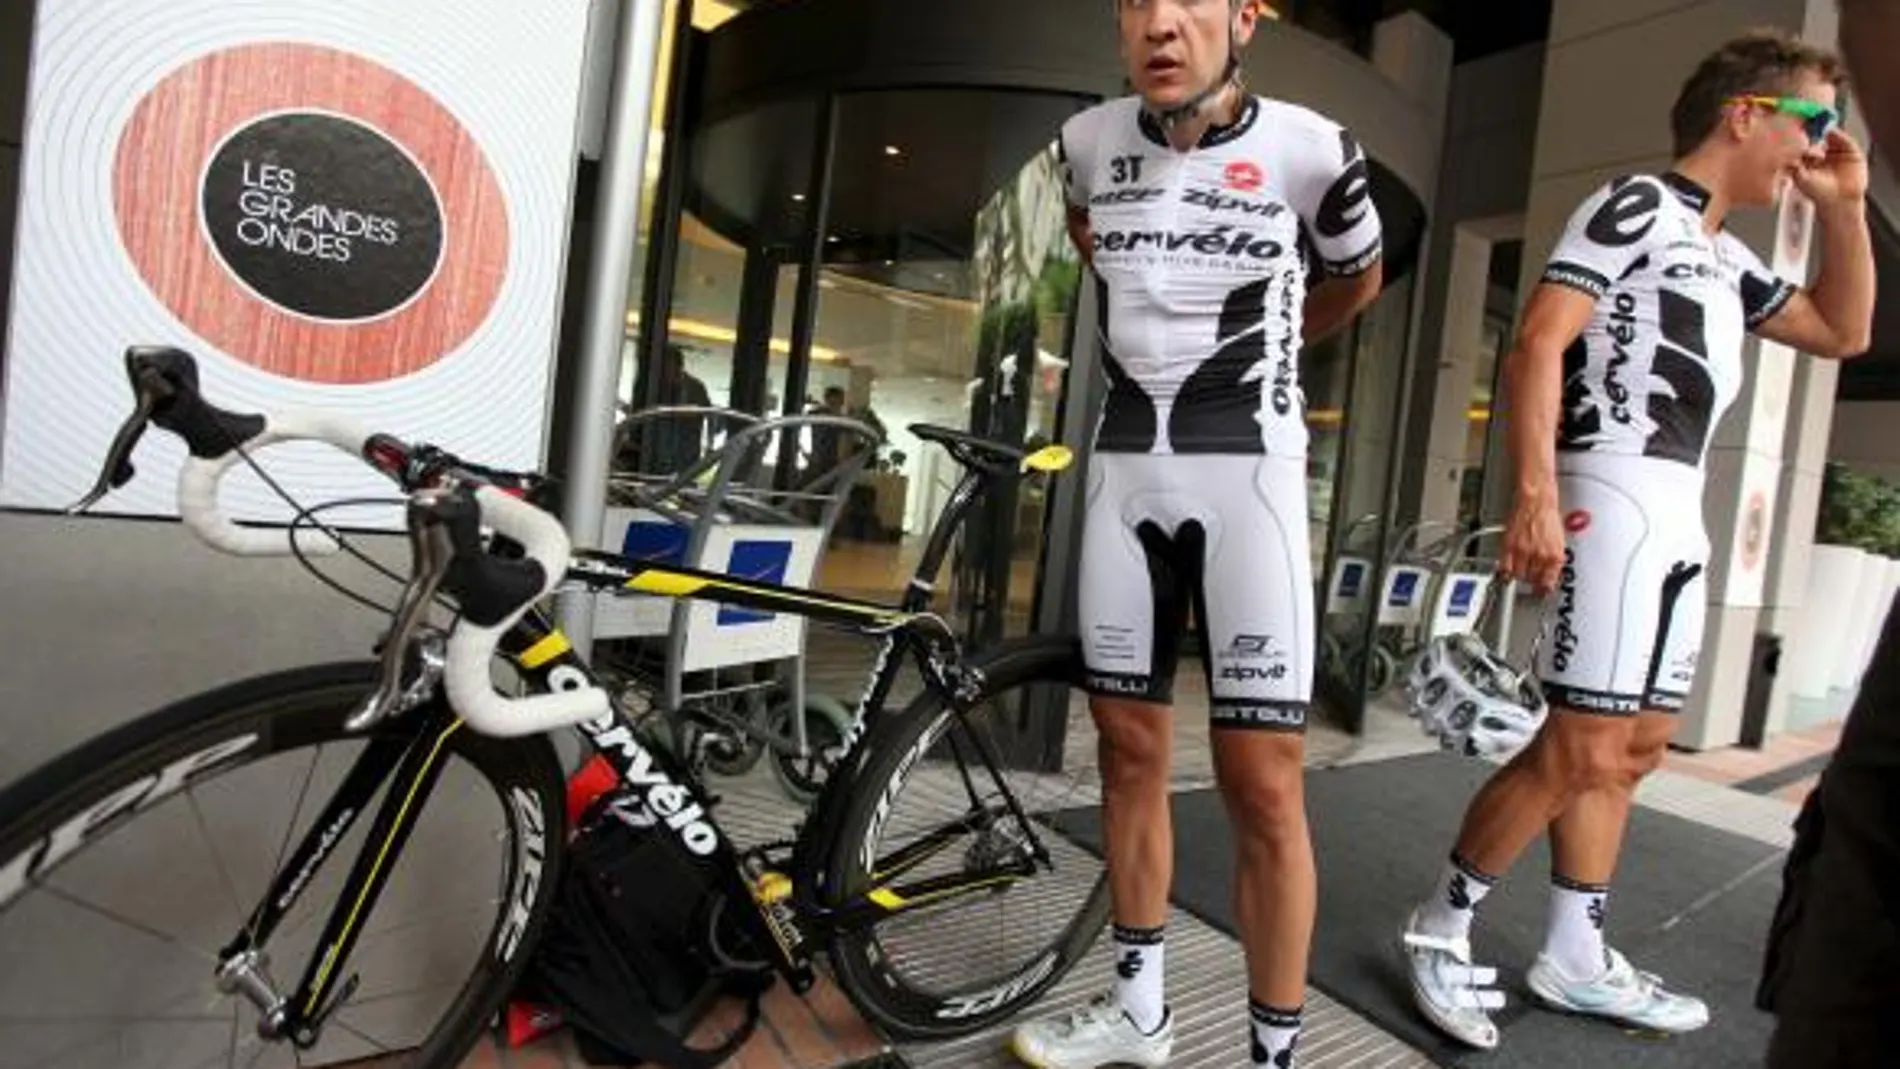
xmin=40 ymin=883 xmax=217 ymax=964
xmin=251 ymin=746 xmax=326 ymax=947
xmin=187 ymin=787 xmax=247 ymax=932
xmin=328 ymin=1016 xmax=389 ymax=1054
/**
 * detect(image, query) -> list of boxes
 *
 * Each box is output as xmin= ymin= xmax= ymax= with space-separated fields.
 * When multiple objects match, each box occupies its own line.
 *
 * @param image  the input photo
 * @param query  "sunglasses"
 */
xmin=1728 ymin=94 xmax=1840 ymax=143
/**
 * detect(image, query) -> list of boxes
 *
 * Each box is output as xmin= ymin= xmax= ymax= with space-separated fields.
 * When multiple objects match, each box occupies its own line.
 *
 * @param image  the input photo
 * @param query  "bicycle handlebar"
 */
xmin=82 ymin=345 xmax=611 ymax=738
xmin=176 ymin=409 xmax=372 ymax=556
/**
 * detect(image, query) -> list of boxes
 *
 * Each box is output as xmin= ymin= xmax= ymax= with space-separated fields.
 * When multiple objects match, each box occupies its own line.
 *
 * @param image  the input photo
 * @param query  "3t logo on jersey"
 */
xmin=1110 ymin=155 xmax=1144 ymax=184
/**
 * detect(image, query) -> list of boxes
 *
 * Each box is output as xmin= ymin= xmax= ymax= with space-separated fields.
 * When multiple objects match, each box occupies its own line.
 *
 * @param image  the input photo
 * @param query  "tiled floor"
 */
xmin=1662 ymin=720 xmax=1843 ymax=804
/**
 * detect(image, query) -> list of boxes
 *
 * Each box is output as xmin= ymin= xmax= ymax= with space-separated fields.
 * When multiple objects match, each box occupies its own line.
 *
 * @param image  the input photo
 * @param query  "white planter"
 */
xmin=1835 ymin=550 xmax=1890 ymax=691
xmin=1791 ymin=543 xmax=1868 ymax=699
xmin=1856 ymin=557 xmax=1900 ymax=689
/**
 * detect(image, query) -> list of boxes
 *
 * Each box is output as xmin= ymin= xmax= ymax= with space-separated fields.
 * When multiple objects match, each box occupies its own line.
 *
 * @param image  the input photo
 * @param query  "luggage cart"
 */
xmin=594 ymin=405 xmax=883 ymax=802
xmin=1358 ymin=519 xmax=1462 ymax=696
xmin=1320 ymin=513 xmax=1383 ymax=685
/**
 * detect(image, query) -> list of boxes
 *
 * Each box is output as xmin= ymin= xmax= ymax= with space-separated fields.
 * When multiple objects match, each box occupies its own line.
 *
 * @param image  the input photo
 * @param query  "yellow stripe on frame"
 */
xmin=516 ymin=631 xmax=572 ymax=669
xmin=304 ymin=719 xmax=464 ymax=1015
xmin=625 ymin=569 xmax=911 ymax=627
xmin=625 ymin=571 xmax=709 ymax=597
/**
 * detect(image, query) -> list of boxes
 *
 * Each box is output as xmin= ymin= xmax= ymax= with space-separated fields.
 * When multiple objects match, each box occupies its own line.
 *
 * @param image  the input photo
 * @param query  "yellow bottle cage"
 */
xmin=1022 ymin=444 xmax=1075 ymax=474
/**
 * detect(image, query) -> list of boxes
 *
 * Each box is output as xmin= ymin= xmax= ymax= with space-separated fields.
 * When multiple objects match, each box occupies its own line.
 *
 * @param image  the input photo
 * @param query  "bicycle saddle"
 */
xmin=909 ymin=423 xmax=1027 ymax=471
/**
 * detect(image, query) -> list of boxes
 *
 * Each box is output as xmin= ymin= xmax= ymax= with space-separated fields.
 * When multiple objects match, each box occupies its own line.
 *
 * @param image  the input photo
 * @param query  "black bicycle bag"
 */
xmin=514 ymin=790 xmax=773 ymax=1067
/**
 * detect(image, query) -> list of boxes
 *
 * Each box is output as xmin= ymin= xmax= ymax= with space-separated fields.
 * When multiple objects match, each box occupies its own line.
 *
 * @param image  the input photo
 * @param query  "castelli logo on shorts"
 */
xmin=1564 ymin=509 xmax=1592 ymax=534
xmin=1225 ymin=160 xmax=1264 ymax=192
xmin=1551 ymin=548 xmax=1580 ymax=672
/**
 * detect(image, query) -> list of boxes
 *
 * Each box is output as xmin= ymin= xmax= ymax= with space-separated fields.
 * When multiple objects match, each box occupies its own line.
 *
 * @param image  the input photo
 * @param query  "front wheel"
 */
xmin=0 ymin=662 xmax=567 ymax=1069
xmin=822 ymin=637 xmax=1109 ymax=1040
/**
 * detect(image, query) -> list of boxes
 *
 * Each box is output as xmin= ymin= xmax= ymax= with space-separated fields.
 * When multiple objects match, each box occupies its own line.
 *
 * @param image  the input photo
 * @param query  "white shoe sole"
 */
xmin=1007 ymin=1030 xmax=1171 ymax=1069
xmin=1400 ymin=913 xmax=1500 ymax=1051
xmin=1525 ymin=970 xmax=1709 ymax=1034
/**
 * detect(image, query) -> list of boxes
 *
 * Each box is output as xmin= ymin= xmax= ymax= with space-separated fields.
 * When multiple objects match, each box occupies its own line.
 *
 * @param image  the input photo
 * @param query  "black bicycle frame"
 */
xmin=215 ymin=461 xmax=1031 ymax=1045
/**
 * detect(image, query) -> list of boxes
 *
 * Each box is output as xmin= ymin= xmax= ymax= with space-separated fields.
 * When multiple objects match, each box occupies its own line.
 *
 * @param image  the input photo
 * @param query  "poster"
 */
xmin=2 ymin=0 xmax=595 ymax=525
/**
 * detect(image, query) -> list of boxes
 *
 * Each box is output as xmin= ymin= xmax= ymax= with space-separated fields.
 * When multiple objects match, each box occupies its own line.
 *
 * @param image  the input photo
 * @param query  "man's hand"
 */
xmin=1499 ymin=489 xmax=1566 ymax=596
xmin=1791 ymin=127 xmax=1869 ymax=205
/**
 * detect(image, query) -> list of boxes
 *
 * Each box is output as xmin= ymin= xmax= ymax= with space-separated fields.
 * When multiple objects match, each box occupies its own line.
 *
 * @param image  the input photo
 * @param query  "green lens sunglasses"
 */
xmin=1729 ymin=94 xmax=1840 ymax=143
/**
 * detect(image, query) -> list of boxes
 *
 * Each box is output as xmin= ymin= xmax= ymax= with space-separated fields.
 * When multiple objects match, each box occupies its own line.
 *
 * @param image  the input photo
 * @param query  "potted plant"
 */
xmin=1808 ymin=464 xmax=1900 ymax=693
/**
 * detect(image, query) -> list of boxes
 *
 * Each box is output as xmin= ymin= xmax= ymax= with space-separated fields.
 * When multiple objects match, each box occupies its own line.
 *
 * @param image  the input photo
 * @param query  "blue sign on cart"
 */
xmin=718 ymin=539 xmax=793 ymax=625
xmin=1448 ymin=577 xmax=1480 ymax=617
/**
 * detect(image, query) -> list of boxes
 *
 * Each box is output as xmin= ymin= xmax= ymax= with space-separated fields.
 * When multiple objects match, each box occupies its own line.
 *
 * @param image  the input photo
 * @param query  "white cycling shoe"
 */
xmin=1526 ymin=947 xmax=1710 ymax=1033
xmin=1008 ymin=992 xmax=1173 ymax=1069
xmin=1400 ymin=908 xmax=1504 ymax=1050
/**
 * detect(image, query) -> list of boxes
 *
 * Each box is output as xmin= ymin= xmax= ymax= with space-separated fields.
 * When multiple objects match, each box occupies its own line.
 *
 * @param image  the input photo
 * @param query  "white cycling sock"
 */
xmin=1546 ymin=874 xmax=1611 ymax=978
xmin=1249 ymin=1000 xmax=1303 ymax=1066
xmin=1415 ymin=852 xmax=1496 ymax=942
xmin=1112 ymin=923 xmax=1167 ymax=1034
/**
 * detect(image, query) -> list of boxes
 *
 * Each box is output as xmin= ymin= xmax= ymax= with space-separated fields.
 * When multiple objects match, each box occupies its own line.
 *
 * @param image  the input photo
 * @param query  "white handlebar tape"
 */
xmin=176 ymin=410 xmax=375 ymax=557
xmin=441 ymin=485 xmax=610 ymax=738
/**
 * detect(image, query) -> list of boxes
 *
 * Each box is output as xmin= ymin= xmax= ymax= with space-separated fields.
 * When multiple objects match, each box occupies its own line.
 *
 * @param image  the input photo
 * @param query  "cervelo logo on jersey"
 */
xmin=1586 ymin=178 xmax=1663 ymax=247
xmin=1663 ymin=261 xmax=1721 ymax=282
xmin=1270 ymin=278 xmax=1297 ymax=415
xmin=1092 ymin=225 xmax=1285 ymax=260
xmin=1602 ymin=291 xmax=1639 ymax=423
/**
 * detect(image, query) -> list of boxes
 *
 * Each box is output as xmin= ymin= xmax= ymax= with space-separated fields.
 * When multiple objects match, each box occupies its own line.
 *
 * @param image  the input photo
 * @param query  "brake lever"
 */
xmin=67 ymin=374 xmax=168 ymax=515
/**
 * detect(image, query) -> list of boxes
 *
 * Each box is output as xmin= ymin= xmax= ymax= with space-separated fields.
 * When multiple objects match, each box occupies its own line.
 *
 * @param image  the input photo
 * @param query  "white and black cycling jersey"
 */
xmin=1060 ymin=94 xmax=1383 ymax=457
xmin=1541 ymin=171 xmax=1797 ymax=470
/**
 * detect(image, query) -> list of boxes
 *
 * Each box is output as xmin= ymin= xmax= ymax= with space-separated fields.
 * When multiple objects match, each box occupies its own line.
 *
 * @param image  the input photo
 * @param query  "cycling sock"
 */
xmin=1112 ymin=923 xmax=1167 ymax=1034
xmin=1415 ymin=851 xmax=1496 ymax=942
xmin=1546 ymin=874 xmax=1611 ymax=979
xmin=1249 ymin=1000 xmax=1302 ymax=1066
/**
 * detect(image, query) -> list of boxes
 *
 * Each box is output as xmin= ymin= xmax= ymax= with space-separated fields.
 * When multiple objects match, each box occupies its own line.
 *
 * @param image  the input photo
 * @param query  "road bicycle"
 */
xmin=0 ymin=346 xmax=1109 ymax=1069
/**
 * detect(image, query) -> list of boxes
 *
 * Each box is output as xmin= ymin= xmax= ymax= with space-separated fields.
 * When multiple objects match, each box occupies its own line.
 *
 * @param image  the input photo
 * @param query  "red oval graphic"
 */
xmin=114 ymin=42 xmax=509 ymax=385
xmin=1564 ymin=509 xmax=1592 ymax=534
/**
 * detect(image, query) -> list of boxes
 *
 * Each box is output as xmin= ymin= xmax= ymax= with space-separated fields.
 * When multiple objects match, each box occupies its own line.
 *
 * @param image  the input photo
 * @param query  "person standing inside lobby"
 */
xmin=1008 ymin=1 xmax=1385 ymax=1065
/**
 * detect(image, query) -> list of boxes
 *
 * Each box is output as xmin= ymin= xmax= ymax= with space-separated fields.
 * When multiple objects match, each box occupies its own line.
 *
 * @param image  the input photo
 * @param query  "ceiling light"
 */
xmin=884 ymin=145 xmax=902 ymax=157
xmin=792 ymin=193 xmax=806 ymax=202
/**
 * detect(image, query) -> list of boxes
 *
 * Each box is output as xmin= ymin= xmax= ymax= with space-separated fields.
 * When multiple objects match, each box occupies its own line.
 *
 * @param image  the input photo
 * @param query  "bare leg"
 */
xmin=1548 ymin=712 xmax=1676 ymax=883
xmin=1212 ymin=729 xmax=1313 ymax=1010
xmin=1092 ymin=696 xmax=1175 ymax=929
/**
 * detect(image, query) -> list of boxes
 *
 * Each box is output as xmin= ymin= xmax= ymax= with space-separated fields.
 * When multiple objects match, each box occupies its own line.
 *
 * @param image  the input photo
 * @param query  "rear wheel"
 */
xmin=822 ymin=637 xmax=1109 ymax=1040
xmin=0 ymin=662 xmax=566 ymax=1069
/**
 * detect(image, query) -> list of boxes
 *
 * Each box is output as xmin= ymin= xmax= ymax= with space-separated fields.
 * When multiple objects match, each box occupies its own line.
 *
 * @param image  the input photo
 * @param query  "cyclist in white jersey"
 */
xmin=1401 ymin=29 xmax=1876 ymax=1051
xmin=1008 ymin=2 xmax=1383 ymax=1066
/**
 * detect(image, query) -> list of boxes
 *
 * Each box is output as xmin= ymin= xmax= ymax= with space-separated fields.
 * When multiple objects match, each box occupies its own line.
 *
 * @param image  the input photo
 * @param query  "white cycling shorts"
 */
xmin=1534 ymin=453 xmax=1710 ymax=716
xmin=1077 ymin=453 xmax=1314 ymax=731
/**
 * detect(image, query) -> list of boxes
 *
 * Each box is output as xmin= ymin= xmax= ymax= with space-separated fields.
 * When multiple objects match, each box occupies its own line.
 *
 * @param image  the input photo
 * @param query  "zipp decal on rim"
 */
xmin=0 ymin=733 xmax=263 ymax=910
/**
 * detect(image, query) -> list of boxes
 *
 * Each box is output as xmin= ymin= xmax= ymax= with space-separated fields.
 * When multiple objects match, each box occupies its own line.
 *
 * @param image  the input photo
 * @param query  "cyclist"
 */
xmin=1008 ymin=1 xmax=1384 ymax=1065
xmin=1401 ymin=28 xmax=1875 ymax=1050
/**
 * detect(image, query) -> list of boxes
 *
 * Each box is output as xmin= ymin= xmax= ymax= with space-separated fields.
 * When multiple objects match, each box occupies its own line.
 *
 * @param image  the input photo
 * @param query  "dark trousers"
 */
xmin=1767 ymin=1011 xmax=1900 ymax=1068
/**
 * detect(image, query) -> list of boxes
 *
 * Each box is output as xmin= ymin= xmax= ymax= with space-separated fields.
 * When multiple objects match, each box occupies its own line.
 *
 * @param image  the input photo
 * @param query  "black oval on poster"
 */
xmin=200 ymin=112 xmax=444 ymax=321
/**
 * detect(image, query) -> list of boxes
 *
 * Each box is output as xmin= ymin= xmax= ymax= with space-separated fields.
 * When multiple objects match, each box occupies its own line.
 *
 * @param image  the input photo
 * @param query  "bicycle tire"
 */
xmin=822 ymin=636 xmax=1109 ymax=1040
xmin=0 ymin=662 xmax=567 ymax=1069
